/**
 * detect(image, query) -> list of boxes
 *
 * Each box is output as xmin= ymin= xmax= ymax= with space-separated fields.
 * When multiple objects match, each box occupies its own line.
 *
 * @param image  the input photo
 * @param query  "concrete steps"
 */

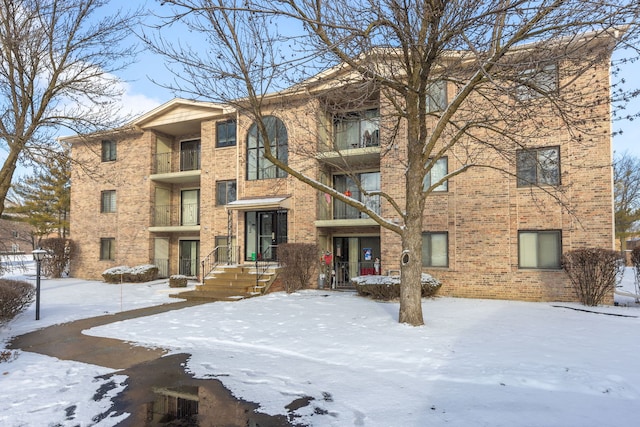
xmin=175 ymin=264 xmax=279 ymax=302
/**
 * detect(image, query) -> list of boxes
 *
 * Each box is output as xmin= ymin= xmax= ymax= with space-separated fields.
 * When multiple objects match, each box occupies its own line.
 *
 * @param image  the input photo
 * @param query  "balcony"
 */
xmin=315 ymin=193 xmax=381 ymax=229
xmin=149 ymin=203 xmax=200 ymax=232
xmin=316 ymin=109 xmax=381 ymax=168
xmin=150 ymin=149 xmax=201 ymax=184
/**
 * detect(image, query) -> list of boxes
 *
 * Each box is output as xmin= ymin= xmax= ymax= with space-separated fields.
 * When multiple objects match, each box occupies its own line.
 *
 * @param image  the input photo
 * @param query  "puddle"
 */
xmin=95 ymin=353 xmax=305 ymax=426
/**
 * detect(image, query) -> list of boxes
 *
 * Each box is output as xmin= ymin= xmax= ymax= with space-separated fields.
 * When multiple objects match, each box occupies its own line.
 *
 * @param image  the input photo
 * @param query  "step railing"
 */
xmin=201 ymin=245 xmax=239 ymax=283
xmin=254 ymin=245 xmax=278 ymax=293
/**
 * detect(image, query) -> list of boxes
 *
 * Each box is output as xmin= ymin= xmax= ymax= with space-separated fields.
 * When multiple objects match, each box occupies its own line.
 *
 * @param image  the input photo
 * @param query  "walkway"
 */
xmin=7 ymin=300 xmax=207 ymax=369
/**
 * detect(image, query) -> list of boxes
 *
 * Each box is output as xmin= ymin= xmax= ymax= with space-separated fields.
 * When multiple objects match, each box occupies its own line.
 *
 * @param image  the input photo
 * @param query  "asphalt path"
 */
xmin=7 ymin=300 xmax=207 ymax=369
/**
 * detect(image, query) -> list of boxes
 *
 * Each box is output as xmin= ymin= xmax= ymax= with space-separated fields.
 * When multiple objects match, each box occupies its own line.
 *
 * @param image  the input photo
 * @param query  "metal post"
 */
xmin=35 ymin=258 xmax=41 ymax=320
xmin=32 ymin=249 xmax=46 ymax=321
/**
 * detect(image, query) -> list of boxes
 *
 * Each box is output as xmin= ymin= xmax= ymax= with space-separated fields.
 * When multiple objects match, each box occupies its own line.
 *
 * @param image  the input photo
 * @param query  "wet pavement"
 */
xmin=8 ymin=301 xmax=303 ymax=426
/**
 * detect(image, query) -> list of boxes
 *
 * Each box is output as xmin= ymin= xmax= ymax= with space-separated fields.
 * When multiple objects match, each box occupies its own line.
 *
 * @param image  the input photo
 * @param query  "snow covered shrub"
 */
xmin=278 ymin=243 xmax=318 ymax=293
xmin=630 ymin=247 xmax=640 ymax=301
xmin=39 ymin=238 xmax=76 ymax=278
xmin=0 ymin=279 xmax=35 ymax=324
xmin=169 ymin=275 xmax=188 ymax=288
xmin=562 ymin=248 xmax=623 ymax=306
xmin=352 ymin=273 xmax=442 ymax=300
xmin=101 ymin=265 xmax=158 ymax=283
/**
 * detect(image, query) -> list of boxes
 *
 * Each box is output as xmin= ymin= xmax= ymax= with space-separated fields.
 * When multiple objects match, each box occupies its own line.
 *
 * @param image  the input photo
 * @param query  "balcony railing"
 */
xmin=179 ymin=258 xmax=199 ymax=277
xmin=333 ymin=195 xmax=380 ymax=220
xmin=153 ymin=203 xmax=200 ymax=227
xmin=153 ymin=149 xmax=201 ymax=174
xmin=334 ymin=129 xmax=380 ymax=151
xmin=154 ymin=258 xmax=169 ymax=278
xmin=180 ymin=149 xmax=201 ymax=171
xmin=332 ymin=260 xmax=382 ymax=288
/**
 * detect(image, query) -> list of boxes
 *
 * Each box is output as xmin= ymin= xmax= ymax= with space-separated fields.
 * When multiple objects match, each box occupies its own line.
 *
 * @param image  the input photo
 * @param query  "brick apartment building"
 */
xmin=67 ymin=35 xmax=615 ymax=302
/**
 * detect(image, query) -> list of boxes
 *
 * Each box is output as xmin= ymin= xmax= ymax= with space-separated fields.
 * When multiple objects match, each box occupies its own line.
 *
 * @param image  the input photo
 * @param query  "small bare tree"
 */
xmin=278 ymin=243 xmax=318 ymax=293
xmin=151 ymin=0 xmax=640 ymax=325
xmin=0 ymin=0 xmax=143 ymax=218
xmin=562 ymin=248 xmax=623 ymax=306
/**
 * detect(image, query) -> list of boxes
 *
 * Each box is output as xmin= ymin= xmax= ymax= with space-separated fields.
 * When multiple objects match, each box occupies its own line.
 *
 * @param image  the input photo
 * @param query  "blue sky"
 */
xmin=6 ymin=1 xmax=640 ymax=182
xmin=117 ymin=1 xmax=640 ymax=159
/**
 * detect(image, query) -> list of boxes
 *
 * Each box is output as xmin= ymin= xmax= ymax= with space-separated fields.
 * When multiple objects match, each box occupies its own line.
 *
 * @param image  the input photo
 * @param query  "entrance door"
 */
xmin=179 ymin=240 xmax=199 ymax=276
xmin=180 ymin=139 xmax=200 ymax=171
xmin=332 ymin=236 xmax=380 ymax=287
xmin=245 ymin=210 xmax=287 ymax=261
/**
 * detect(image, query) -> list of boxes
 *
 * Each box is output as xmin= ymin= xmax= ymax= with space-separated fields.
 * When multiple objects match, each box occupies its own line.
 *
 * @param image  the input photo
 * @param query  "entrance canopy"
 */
xmin=226 ymin=197 xmax=290 ymax=211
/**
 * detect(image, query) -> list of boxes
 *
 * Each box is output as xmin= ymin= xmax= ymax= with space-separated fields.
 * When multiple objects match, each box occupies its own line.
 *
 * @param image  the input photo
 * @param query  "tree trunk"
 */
xmin=399 ymin=221 xmax=425 ymax=326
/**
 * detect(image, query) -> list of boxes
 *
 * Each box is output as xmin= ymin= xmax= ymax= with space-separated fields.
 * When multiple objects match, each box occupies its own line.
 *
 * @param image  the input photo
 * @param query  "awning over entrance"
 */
xmin=226 ymin=196 xmax=290 ymax=211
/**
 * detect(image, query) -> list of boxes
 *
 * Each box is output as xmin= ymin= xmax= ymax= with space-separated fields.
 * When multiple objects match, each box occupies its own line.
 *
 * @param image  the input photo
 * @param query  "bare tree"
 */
xmin=151 ymin=0 xmax=640 ymax=325
xmin=0 ymin=0 xmax=142 ymax=218
xmin=614 ymin=151 xmax=640 ymax=251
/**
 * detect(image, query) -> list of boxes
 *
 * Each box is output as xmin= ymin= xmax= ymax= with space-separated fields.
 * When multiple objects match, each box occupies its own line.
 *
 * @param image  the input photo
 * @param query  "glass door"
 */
xmin=245 ymin=210 xmax=288 ymax=261
xmin=181 ymin=189 xmax=200 ymax=226
xmin=179 ymin=240 xmax=199 ymax=276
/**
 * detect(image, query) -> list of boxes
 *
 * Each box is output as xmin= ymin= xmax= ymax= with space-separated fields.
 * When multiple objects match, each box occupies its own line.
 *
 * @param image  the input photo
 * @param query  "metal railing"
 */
xmin=179 ymin=258 xmax=198 ymax=277
xmin=180 ymin=149 xmax=201 ymax=171
xmin=152 ymin=203 xmax=200 ymax=227
xmin=255 ymin=245 xmax=278 ymax=291
xmin=331 ymin=260 xmax=381 ymax=289
xmin=154 ymin=258 xmax=169 ymax=278
xmin=153 ymin=149 xmax=201 ymax=174
xmin=200 ymin=245 xmax=240 ymax=282
xmin=333 ymin=196 xmax=381 ymax=220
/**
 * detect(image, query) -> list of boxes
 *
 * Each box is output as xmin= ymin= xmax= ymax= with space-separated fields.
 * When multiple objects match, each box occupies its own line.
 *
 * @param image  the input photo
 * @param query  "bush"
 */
xmin=39 ymin=238 xmax=76 ymax=278
xmin=0 ymin=279 xmax=35 ymax=324
xmin=562 ymin=248 xmax=623 ymax=306
xmin=278 ymin=243 xmax=318 ymax=293
xmin=352 ymin=273 xmax=442 ymax=300
xmin=169 ymin=275 xmax=188 ymax=288
xmin=102 ymin=264 xmax=158 ymax=283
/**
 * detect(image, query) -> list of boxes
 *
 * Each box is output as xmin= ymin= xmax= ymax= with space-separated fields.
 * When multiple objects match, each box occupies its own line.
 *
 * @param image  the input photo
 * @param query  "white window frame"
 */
xmin=518 ymin=230 xmax=562 ymax=269
xmin=423 ymin=157 xmax=448 ymax=192
xmin=515 ymin=63 xmax=558 ymax=101
xmin=426 ymin=80 xmax=447 ymax=113
xmin=100 ymin=190 xmax=116 ymax=213
xmin=100 ymin=238 xmax=115 ymax=260
xmin=422 ymin=232 xmax=449 ymax=267
xmin=516 ymin=146 xmax=560 ymax=187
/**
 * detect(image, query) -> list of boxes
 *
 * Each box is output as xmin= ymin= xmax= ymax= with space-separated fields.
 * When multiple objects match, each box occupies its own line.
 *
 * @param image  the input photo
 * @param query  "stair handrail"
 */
xmin=255 ymin=245 xmax=278 ymax=292
xmin=201 ymin=245 xmax=239 ymax=284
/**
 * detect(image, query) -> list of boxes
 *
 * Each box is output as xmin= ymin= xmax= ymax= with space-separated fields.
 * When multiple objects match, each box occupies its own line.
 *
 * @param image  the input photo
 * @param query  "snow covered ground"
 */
xmin=1 ymin=255 xmax=639 ymax=426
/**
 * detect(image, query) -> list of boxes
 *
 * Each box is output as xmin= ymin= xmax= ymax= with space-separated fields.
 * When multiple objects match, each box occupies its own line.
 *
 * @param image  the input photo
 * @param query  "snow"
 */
xmin=2 ymin=256 xmax=640 ymax=426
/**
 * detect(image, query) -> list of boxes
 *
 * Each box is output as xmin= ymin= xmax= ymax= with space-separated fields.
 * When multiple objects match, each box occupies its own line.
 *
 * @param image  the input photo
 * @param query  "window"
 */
xmin=333 ymin=172 xmax=381 ymax=219
xmin=423 ymin=157 xmax=448 ymax=192
xmin=100 ymin=238 xmax=115 ymax=260
xmin=426 ymin=80 xmax=447 ymax=113
xmin=216 ymin=120 xmax=237 ymax=147
xmin=516 ymin=146 xmax=560 ymax=187
xmin=518 ymin=230 xmax=561 ymax=269
xmin=101 ymin=140 xmax=116 ymax=162
xmin=12 ymin=230 xmax=18 ymax=238
xmin=333 ymin=109 xmax=379 ymax=149
xmin=422 ymin=232 xmax=448 ymax=267
xmin=247 ymin=116 xmax=288 ymax=180
xmin=101 ymin=190 xmax=116 ymax=213
xmin=216 ymin=180 xmax=237 ymax=206
xmin=516 ymin=63 xmax=557 ymax=101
